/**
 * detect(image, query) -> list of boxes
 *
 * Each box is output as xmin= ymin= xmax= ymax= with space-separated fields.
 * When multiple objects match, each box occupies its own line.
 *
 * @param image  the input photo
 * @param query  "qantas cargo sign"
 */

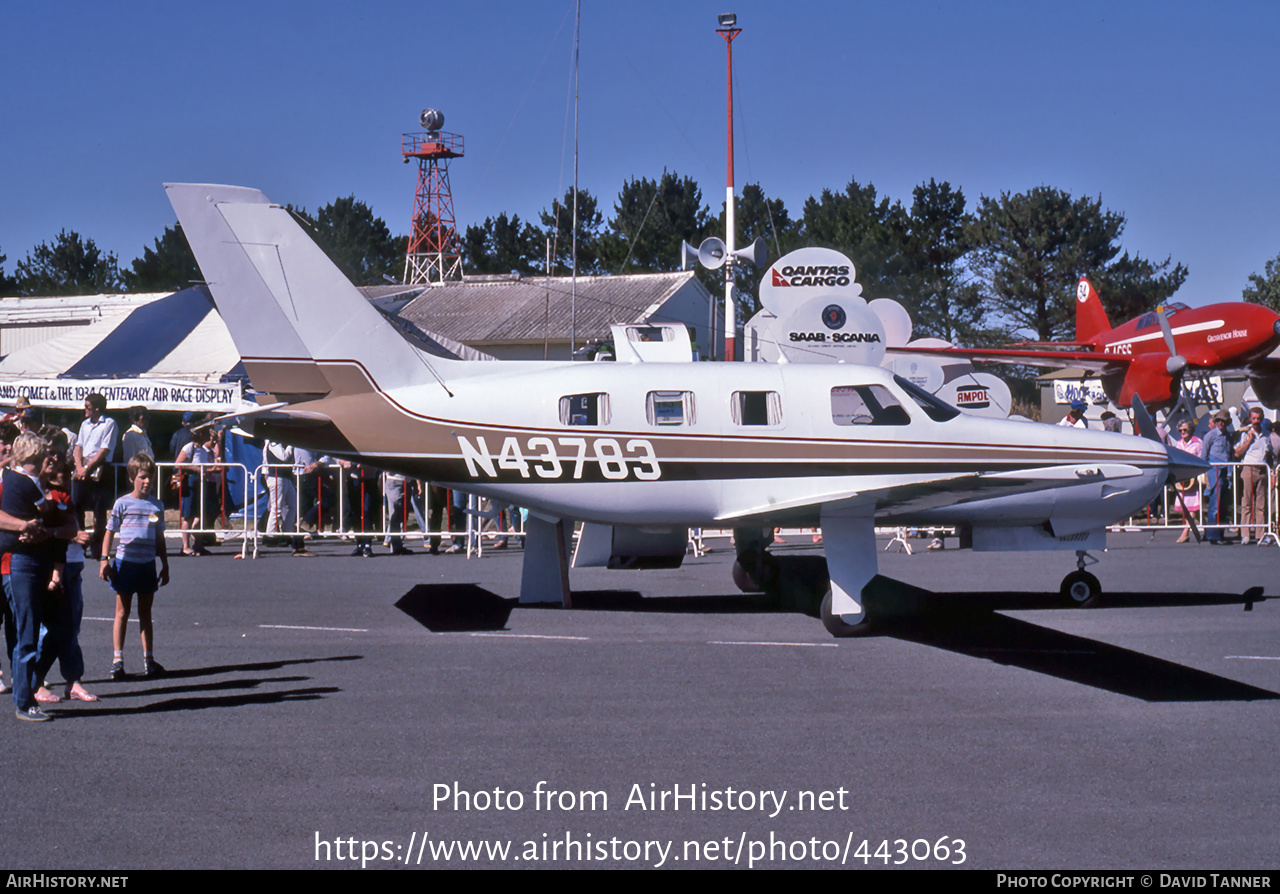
xmin=770 ymin=264 xmax=853 ymax=288
xmin=759 ymin=247 xmax=864 ymax=311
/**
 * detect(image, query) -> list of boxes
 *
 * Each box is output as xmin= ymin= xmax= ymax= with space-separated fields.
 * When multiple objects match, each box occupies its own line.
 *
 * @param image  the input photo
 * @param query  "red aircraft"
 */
xmin=891 ymin=277 xmax=1280 ymax=410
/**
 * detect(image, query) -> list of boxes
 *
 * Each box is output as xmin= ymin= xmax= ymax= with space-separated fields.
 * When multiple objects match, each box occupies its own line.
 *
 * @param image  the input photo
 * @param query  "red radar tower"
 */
xmin=402 ymin=108 xmax=465 ymax=284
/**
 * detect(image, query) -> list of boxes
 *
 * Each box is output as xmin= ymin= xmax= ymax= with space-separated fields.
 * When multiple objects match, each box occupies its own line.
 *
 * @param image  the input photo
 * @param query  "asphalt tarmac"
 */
xmin=1 ymin=531 xmax=1276 ymax=870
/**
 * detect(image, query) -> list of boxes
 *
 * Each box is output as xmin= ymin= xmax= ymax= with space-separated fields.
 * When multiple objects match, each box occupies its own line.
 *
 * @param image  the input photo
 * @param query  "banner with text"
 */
xmin=0 ymin=378 xmax=242 ymax=412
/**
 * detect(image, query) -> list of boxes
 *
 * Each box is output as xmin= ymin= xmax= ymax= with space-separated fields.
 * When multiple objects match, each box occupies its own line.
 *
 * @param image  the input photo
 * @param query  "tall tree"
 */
xmin=969 ymin=187 xmax=1185 ymax=342
xmin=15 ymin=230 xmax=121 ymax=295
xmin=1088 ymin=251 xmax=1188 ymax=324
xmin=1242 ymin=251 xmax=1280 ymax=314
xmin=797 ymin=177 xmax=908 ymax=299
xmin=0 ymin=246 xmax=12 ymax=296
xmin=726 ymin=182 xmax=796 ymax=259
xmin=462 ymin=213 xmax=543 ymax=276
xmin=539 ymin=188 xmax=605 ymax=275
xmin=298 ymin=196 xmax=405 ymax=286
xmin=899 ymin=179 xmax=988 ymax=344
xmin=122 ymin=224 xmax=201 ymax=292
xmin=600 ymin=171 xmax=712 ymax=274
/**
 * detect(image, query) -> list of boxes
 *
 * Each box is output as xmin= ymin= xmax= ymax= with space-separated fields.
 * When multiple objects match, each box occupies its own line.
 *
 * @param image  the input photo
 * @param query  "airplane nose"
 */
xmin=1166 ymin=443 xmax=1209 ymax=484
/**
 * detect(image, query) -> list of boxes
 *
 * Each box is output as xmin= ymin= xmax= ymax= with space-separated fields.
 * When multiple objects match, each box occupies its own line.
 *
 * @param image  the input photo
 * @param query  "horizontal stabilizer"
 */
xmin=211 ymin=403 xmax=332 ymax=443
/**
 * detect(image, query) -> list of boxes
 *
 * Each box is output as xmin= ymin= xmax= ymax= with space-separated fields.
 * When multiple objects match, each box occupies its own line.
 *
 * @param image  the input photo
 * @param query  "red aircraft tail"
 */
xmin=1075 ymin=276 xmax=1112 ymax=344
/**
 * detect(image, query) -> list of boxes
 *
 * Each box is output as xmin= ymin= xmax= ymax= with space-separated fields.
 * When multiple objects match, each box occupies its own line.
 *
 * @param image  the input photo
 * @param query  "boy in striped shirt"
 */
xmin=100 ymin=454 xmax=170 ymax=679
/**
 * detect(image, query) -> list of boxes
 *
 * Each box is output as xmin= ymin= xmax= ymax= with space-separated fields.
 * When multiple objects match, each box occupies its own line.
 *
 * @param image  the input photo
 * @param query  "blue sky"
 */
xmin=3 ymin=0 xmax=1278 ymax=308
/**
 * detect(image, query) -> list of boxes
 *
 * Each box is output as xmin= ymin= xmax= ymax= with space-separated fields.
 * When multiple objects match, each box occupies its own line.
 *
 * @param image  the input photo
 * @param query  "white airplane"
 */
xmin=166 ymin=183 xmax=1206 ymax=637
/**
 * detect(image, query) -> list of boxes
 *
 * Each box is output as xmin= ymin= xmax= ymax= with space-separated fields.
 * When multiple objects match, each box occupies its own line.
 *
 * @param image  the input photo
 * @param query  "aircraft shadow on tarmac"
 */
xmin=397 ymin=582 xmax=1276 ymax=702
xmin=395 ymin=584 xmax=769 ymax=632
xmin=876 ymin=597 xmax=1276 ymax=703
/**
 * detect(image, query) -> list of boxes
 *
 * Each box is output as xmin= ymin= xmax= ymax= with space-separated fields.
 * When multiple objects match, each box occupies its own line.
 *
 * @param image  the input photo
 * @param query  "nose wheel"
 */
xmin=1060 ymin=570 xmax=1102 ymax=607
xmin=1060 ymin=550 xmax=1103 ymax=608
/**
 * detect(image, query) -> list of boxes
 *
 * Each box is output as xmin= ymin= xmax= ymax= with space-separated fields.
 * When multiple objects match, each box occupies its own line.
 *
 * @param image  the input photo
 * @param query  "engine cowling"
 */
xmin=1116 ymin=353 xmax=1180 ymax=410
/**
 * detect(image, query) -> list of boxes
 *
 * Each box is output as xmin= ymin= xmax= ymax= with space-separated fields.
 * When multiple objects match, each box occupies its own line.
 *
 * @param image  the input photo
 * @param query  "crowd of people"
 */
xmin=257 ymin=441 xmax=520 ymax=557
xmin=1190 ymin=406 xmax=1279 ymax=545
xmin=1060 ymin=397 xmax=1280 ymax=543
xmin=0 ymin=393 xmax=523 ymax=722
xmin=0 ymin=395 xmax=169 ymax=722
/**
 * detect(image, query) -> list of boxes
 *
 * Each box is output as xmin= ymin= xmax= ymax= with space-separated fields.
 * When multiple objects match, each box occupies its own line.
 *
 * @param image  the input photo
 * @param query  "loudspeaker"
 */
xmin=680 ymin=241 xmax=700 ymax=271
xmin=680 ymin=235 xmax=767 ymax=270
xmin=697 ymin=237 xmax=728 ymax=269
xmin=734 ymin=236 xmax=767 ymax=268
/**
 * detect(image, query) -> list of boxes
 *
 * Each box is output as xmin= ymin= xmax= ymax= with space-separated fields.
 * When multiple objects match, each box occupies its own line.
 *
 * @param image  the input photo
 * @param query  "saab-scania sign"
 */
xmin=770 ymin=265 xmax=852 ymax=288
xmin=789 ymin=331 xmax=882 ymax=343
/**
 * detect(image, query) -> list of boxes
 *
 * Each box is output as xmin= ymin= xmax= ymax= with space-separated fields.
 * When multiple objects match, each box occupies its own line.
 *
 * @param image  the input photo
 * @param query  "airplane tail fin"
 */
xmin=1075 ymin=276 xmax=1111 ymax=344
xmin=166 ymin=183 xmax=439 ymax=403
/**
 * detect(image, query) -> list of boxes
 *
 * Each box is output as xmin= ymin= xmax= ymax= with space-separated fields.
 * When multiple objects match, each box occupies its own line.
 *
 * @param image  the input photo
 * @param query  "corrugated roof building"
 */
xmin=394 ymin=271 xmax=715 ymax=360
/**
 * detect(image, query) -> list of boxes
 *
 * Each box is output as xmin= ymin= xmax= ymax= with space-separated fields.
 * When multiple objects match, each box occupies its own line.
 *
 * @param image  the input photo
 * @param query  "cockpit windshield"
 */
xmin=893 ymin=375 xmax=960 ymax=422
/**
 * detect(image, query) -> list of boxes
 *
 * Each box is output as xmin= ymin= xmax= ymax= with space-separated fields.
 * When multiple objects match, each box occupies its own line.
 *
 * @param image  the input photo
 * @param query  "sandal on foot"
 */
xmin=67 ymin=684 xmax=98 ymax=702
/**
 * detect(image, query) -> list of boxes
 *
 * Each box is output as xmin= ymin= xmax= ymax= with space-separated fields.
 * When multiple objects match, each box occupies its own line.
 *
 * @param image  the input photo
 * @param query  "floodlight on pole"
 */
xmin=716 ymin=14 xmax=742 ymax=361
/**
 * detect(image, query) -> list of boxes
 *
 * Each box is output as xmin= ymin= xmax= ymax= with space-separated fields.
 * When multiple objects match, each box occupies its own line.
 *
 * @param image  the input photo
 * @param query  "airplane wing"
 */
xmin=885 ymin=344 xmax=1129 ymax=373
xmin=715 ymin=463 xmax=1145 ymax=523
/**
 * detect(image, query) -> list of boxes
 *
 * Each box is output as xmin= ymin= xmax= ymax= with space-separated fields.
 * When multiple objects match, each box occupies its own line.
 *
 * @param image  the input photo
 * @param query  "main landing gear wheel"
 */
xmin=820 ymin=588 xmax=874 ymax=638
xmin=1060 ymin=570 xmax=1102 ymax=609
xmin=732 ymin=552 xmax=778 ymax=593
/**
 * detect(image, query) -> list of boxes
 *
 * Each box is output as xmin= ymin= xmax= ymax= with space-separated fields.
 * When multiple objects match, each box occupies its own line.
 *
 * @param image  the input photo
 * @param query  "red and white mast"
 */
xmin=716 ymin=14 xmax=742 ymax=361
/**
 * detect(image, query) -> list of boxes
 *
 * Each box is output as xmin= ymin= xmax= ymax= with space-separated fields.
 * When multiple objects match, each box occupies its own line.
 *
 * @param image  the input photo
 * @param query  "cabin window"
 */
xmin=646 ymin=390 xmax=696 ymax=426
xmin=731 ymin=390 xmax=783 ymax=426
xmin=560 ymin=392 xmax=611 ymax=426
xmin=627 ymin=326 xmax=670 ymax=343
xmin=830 ymin=385 xmax=911 ymax=426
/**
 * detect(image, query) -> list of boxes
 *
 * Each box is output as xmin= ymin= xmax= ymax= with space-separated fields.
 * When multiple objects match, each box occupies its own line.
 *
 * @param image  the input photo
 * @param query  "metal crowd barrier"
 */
xmin=1113 ymin=460 xmax=1278 ymax=547
xmin=151 ymin=461 xmax=253 ymax=558
xmin=248 ymin=464 xmax=523 ymax=558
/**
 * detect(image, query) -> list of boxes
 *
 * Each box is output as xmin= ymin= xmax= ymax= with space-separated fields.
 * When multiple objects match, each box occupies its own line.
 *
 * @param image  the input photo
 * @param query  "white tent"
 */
xmin=0 ymin=286 xmax=244 ymax=412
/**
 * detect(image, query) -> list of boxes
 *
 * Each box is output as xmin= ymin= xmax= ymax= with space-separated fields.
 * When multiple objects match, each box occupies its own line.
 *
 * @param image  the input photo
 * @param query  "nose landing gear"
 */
xmin=1059 ymin=550 xmax=1103 ymax=608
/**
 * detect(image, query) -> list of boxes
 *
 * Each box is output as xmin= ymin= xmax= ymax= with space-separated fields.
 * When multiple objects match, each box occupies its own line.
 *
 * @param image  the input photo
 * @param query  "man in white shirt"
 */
xmin=1235 ymin=407 xmax=1270 ymax=544
xmin=262 ymin=440 xmax=315 ymax=557
xmin=73 ymin=392 xmax=119 ymax=560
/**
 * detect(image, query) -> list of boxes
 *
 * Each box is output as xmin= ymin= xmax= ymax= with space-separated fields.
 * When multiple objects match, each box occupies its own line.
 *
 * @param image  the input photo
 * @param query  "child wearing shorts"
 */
xmin=100 ymin=454 xmax=170 ymax=680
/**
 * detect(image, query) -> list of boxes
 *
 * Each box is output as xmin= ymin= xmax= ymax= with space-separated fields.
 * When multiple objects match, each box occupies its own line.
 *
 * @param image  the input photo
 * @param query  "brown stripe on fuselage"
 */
xmin=250 ymin=359 xmax=1164 ymax=485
